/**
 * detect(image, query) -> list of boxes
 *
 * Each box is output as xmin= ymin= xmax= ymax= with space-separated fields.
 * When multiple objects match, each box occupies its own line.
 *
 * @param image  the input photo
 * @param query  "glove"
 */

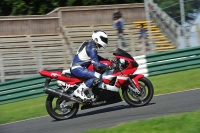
xmin=108 ymin=63 xmax=117 ymax=70
xmin=109 ymin=58 xmax=117 ymax=63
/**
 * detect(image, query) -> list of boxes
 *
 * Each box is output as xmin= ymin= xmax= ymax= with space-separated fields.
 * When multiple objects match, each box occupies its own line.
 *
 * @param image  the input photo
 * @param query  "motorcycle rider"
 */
xmin=70 ymin=30 xmax=112 ymax=101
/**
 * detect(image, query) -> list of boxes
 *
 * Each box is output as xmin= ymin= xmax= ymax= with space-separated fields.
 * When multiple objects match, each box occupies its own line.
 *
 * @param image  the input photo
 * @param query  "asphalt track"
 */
xmin=1 ymin=89 xmax=200 ymax=133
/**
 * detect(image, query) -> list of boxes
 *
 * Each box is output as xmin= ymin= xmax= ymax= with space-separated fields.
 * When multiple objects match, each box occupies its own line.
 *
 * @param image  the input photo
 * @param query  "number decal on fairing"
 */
xmin=51 ymin=73 xmax=61 ymax=77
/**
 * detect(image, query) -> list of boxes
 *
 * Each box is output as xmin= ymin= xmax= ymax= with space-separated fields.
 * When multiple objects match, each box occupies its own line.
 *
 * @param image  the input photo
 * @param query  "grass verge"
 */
xmin=83 ymin=110 xmax=200 ymax=133
xmin=0 ymin=68 xmax=200 ymax=124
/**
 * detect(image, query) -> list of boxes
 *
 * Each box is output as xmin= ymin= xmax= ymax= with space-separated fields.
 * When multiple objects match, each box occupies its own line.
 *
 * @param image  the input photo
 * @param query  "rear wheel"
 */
xmin=122 ymin=77 xmax=154 ymax=107
xmin=46 ymin=95 xmax=79 ymax=120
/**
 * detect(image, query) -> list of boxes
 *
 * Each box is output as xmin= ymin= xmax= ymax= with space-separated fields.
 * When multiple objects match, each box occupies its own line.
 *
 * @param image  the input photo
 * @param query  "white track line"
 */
xmin=155 ymin=88 xmax=200 ymax=96
xmin=0 ymin=115 xmax=49 ymax=126
xmin=1 ymin=88 xmax=200 ymax=126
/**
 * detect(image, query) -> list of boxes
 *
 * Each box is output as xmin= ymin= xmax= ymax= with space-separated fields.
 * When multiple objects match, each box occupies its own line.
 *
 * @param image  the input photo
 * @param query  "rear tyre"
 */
xmin=46 ymin=95 xmax=79 ymax=120
xmin=122 ymin=77 xmax=154 ymax=107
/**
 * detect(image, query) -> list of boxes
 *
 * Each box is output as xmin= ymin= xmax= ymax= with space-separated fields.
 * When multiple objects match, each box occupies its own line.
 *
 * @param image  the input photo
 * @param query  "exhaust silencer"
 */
xmin=42 ymin=78 xmax=83 ymax=104
xmin=44 ymin=87 xmax=83 ymax=104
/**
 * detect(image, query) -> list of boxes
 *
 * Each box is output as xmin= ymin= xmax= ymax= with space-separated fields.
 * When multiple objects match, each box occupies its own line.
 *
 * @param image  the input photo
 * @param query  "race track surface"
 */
xmin=1 ymin=89 xmax=200 ymax=133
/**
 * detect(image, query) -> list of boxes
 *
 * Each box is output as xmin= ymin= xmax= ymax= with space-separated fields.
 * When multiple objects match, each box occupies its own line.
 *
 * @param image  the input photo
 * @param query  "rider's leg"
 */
xmin=71 ymin=67 xmax=101 ymax=100
xmin=73 ymin=82 xmax=90 ymax=100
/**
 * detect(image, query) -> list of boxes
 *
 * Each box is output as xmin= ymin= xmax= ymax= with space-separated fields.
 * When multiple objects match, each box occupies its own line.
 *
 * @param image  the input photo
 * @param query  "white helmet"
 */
xmin=92 ymin=30 xmax=108 ymax=48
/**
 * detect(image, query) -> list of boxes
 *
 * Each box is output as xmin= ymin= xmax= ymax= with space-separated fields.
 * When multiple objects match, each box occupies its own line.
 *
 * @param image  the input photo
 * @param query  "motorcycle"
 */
xmin=39 ymin=48 xmax=154 ymax=120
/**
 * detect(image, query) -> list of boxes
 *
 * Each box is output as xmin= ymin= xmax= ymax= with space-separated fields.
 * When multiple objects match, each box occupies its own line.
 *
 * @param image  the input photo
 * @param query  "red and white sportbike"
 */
xmin=39 ymin=48 xmax=154 ymax=120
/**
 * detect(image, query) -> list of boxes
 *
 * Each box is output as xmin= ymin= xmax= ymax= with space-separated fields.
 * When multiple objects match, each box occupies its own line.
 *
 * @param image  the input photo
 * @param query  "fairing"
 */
xmin=130 ymin=74 xmax=144 ymax=89
xmin=39 ymin=70 xmax=82 ymax=85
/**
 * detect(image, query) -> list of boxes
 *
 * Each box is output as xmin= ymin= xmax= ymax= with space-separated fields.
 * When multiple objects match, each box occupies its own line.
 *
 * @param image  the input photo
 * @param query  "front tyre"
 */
xmin=46 ymin=95 xmax=79 ymax=120
xmin=122 ymin=77 xmax=154 ymax=107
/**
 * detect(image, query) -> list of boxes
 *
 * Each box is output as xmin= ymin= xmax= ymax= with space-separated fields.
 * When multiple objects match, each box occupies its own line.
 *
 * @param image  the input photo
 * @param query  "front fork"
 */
xmin=128 ymin=74 xmax=144 ymax=95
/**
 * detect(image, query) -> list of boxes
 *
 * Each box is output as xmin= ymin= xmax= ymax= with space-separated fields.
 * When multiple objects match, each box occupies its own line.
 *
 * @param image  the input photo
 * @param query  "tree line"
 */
xmin=0 ymin=0 xmax=143 ymax=16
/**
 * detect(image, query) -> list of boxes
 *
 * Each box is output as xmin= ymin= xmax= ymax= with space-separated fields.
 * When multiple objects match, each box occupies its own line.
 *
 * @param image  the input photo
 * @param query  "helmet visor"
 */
xmin=100 ymin=36 xmax=108 ymax=44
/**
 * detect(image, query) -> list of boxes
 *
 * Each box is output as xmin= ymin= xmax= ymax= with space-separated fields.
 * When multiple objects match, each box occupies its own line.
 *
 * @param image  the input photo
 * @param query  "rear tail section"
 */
xmin=39 ymin=69 xmax=82 ymax=85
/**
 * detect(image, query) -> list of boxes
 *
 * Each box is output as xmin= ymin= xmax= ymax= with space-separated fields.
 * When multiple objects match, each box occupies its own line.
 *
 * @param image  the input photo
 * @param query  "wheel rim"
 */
xmin=126 ymin=79 xmax=152 ymax=104
xmin=47 ymin=96 xmax=79 ymax=119
xmin=53 ymin=98 xmax=73 ymax=115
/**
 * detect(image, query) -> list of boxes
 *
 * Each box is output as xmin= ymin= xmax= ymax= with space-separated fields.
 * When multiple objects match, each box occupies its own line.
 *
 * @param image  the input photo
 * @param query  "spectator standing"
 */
xmin=113 ymin=9 xmax=127 ymax=48
xmin=138 ymin=24 xmax=149 ymax=53
xmin=138 ymin=24 xmax=147 ymax=39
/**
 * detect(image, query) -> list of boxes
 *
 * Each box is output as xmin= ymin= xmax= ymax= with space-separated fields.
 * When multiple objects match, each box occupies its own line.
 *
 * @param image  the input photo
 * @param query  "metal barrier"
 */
xmin=1 ymin=46 xmax=200 ymax=105
xmin=135 ymin=46 xmax=200 ymax=76
xmin=146 ymin=46 xmax=200 ymax=76
xmin=0 ymin=75 xmax=57 ymax=105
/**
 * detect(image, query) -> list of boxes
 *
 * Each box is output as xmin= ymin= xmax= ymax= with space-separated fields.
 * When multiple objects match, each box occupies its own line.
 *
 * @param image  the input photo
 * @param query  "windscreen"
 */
xmin=113 ymin=48 xmax=134 ymax=60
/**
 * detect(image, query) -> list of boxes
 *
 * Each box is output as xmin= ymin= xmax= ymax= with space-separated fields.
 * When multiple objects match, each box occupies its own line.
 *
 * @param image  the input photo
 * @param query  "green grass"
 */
xmin=149 ymin=68 xmax=200 ymax=94
xmin=0 ymin=96 xmax=47 ymax=124
xmin=0 ymin=68 xmax=200 ymax=125
xmin=83 ymin=110 xmax=200 ymax=133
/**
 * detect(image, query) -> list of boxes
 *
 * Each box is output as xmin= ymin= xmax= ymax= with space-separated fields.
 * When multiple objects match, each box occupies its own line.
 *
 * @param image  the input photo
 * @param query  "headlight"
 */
xmin=119 ymin=58 xmax=125 ymax=64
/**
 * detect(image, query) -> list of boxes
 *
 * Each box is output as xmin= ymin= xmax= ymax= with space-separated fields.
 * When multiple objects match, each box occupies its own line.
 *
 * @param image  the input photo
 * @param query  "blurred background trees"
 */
xmin=0 ymin=0 xmax=143 ymax=16
xmin=155 ymin=0 xmax=200 ymax=24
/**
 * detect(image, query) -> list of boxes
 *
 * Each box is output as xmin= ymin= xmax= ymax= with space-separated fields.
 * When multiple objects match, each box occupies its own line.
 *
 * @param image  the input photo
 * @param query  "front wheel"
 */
xmin=122 ymin=77 xmax=154 ymax=107
xmin=46 ymin=94 xmax=79 ymax=120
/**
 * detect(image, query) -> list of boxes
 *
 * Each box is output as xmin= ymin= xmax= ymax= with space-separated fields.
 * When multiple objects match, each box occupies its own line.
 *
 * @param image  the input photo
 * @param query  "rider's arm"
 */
xmin=88 ymin=45 xmax=108 ymax=71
